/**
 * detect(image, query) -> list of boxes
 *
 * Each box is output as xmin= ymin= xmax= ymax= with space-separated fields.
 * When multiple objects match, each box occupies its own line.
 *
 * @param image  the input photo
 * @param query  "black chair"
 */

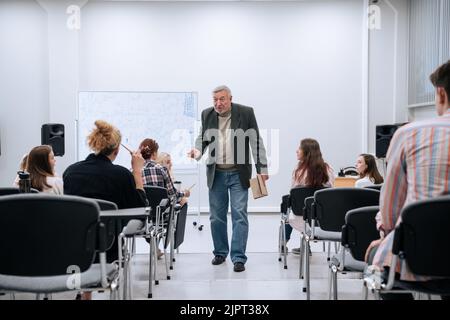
xmin=0 ymin=194 xmax=120 ymax=299
xmin=328 ymin=206 xmax=380 ymax=299
xmin=174 ymin=203 xmax=188 ymax=250
xmin=301 ymin=188 xmax=380 ymax=299
xmin=364 ymin=184 xmax=383 ymax=191
xmin=92 ymin=199 xmax=118 ymax=255
xmin=278 ymin=186 xmax=325 ymax=269
xmin=364 ymin=195 xmax=450 ymax=300
xmin=0 ymin=187 xmax=39 ymax=196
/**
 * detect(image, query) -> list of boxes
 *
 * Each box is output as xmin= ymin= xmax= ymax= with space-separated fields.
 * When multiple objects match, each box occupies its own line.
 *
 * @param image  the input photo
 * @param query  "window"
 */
xmin=408 ymin=0 xmax=450 ymax=106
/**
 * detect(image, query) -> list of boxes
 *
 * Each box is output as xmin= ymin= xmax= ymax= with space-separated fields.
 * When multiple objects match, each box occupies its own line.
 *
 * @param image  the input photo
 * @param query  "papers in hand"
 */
xmin=249 ymin=175 xmax=268 ymax=199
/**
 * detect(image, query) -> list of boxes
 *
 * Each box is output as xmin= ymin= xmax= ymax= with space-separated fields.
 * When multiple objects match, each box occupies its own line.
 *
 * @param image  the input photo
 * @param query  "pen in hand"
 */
xmin=121 ymin=143 xmax=133 ymax=155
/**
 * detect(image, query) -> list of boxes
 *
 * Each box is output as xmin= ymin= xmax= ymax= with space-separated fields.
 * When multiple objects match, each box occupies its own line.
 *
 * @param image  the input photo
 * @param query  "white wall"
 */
xmin=368 ymin=0 xmax=409 ymax=154
xmin=1 ymin=0 xmax=368 ymax=213
xmin=76 ymin=0 xmax=365 ymax=212
xmin=0 ymin=0 xmax=49 ymax=185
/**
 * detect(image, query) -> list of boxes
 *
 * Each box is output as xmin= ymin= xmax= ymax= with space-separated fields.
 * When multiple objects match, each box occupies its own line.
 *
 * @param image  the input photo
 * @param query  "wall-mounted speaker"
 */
xmin=375 ymin=123 xmax=406 ymax=158
xmin=41 ymin=124 xmax=65 ymax=156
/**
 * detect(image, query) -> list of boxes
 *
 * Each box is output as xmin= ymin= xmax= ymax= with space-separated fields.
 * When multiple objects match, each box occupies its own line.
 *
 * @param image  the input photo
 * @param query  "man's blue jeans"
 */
xmin=209 ymin=170 xmax=248 ymax=264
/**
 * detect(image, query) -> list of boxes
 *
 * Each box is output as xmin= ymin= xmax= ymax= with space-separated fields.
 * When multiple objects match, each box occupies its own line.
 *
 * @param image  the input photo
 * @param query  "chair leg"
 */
xmin=127 ymin=238 xmax=133 ymax=300
xmin=334 ymin=242 xmax=339 ymax=254
xmin=299 ymin=233 xmax=305 ymax=279
xmin=327 ymin=241 xmax=331 ymax=261
xmin=328 ymin=265 xmax=333 ymax=300
xmin=170 ymin=223 xmax=175 ymax=269
xmin=282 ymin=220 xmax=287 ymax=270
xmin=278 ymin=221 xmax=283 ymax=262
xmin=153 ymin=236 xmax=159 ymax=285
xmin=362 ymin=282 xmax=369 ymax=300
xmin=164 ymin=244 xmax=170 ymax=280
xmin=322 ymin=242 xmax=326 ymax=252
xmin=331 ymin=265 xmax=338 ymax=300
xmin=148 ymin=236 xmax=153 ymax=298
xmin=123 ymin=238 xmax=129 ymax=300
xmin=304 ymin=237 xmax=311 ymax=300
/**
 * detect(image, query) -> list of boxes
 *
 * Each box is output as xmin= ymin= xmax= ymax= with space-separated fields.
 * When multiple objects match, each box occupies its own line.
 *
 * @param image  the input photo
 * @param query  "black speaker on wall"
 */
xmin=375 ymin=123 xmax=406 ymax=158
xmin=41 ymin=124 xmax=65 ymax=156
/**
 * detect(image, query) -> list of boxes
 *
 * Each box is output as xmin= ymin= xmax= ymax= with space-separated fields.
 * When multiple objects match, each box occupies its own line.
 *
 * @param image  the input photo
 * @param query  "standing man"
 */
xmin=188 ymin=85 xmax=268 ymax=272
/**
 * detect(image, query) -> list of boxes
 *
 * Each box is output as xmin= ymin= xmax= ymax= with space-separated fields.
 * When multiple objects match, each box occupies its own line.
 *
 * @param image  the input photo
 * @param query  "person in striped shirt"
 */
xmin=365 ymin=60 xmax=450 ymax=300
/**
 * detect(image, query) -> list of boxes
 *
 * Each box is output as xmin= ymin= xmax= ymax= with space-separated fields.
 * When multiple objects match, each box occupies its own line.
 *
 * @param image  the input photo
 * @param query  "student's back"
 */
xmin=63 ymin=153 xmax=144 ymax=209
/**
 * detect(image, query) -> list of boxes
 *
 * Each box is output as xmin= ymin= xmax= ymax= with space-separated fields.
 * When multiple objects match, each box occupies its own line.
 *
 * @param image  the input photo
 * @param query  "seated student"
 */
xmin=354 ymin=154 xmax=384 ymax=188
xmin=365 ymin=60 xmax=450 ymax=300
xmin=14 ymin=146 xmax=63 ymax=194
xmin=140 ymin=139 xmax=191 ymax=258
xmin=63 ymin=120 xmax=147 ymax=209
xmin=156 ymin=151 xmax=189 ymax=206
xmin=285 ymin=138 xmax=335 ymax=254
xmin=140 ymin=139 xmax=191 ymax=201
xmin=63 ymin=120 xmax=147 ymax=300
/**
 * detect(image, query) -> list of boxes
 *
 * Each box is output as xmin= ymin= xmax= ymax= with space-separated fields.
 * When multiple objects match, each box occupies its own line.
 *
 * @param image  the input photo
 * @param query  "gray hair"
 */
xmin=212 ymin=85 xmax=232 ymax=96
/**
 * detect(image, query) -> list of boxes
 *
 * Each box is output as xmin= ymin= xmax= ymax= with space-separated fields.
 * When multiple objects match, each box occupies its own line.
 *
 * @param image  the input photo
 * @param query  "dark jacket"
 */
xmin=63 ymin=153 xmax=147 ymax=209
xmin=195 ymin=103 xmax=268 ymax=189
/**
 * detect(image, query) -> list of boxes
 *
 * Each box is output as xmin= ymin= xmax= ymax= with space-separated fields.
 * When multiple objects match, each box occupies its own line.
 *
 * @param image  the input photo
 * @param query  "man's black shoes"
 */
xmin=211 ymin=255 xmax=226 ymax=265
xmin=233 ymin=262 xmax=245 ymax=272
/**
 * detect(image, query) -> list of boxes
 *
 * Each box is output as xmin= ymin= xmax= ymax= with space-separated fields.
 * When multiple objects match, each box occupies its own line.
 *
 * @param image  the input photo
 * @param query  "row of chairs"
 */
xmin=0 ymin=185 xmax=185 ymax=300
xmin=280 ymin=186 xmax=450 ymax=300
xmin=279 ymin=187 xmax=380 ymax=299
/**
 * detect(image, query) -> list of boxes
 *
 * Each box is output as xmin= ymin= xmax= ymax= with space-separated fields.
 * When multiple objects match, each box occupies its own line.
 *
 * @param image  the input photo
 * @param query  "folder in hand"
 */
xmin=249 ymin=174 xmax=268 ymax=199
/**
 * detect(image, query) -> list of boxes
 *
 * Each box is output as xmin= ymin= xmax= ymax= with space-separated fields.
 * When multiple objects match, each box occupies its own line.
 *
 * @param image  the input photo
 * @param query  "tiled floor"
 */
xmin=1 ymin=213 xmax=372 ymax=300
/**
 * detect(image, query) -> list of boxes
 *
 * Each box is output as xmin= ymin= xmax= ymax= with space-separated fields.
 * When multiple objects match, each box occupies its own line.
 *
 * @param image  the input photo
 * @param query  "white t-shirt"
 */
xmin=13 ymin=176 xmax=64 ymax=195
xmin=355 ymin=176 xmax=375 ymax=188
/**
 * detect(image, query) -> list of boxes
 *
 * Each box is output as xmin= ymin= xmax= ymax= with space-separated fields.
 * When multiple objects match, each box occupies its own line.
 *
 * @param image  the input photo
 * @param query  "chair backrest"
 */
xmin=342 ymin=206 xmax=380 ymax=262
xmin=144 ymin=186 xmax=169 ymax=220
xmin=364 ymin=184 xmax=383 ymax=191
xmin=0 ymin=187 xmax=39 ymax=196
xmin=93 ymin=198 xmax=118 ymax=211
xmin=314 ymin=188 xmax=380 ymax=232
xmin=93 ymin=198 xmax=118 ymax=253
xmin=303 ymin=196 xmax=315 ymax=226
xmin=0 ymin=194 xmax=101 ymax=277
xmin=290 ymin=186 xmax=326 ymax=216
xmin=174 ymin=203 xmax=188 ymax=249
xmin=393 ymin=195 xmax=450 ymax=277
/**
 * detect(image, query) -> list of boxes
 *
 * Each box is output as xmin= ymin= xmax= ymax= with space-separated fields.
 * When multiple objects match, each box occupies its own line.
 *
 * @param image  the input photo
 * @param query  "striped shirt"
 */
xmin=373 ymin=111 xmax=450 ymax=281
xmin=141 ymin=160 xmax=184 ymax=199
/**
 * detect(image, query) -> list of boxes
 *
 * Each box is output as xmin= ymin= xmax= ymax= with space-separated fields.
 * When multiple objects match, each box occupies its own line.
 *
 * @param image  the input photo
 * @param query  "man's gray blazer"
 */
xmin=195 ymin=103 xmax=268 ymax=189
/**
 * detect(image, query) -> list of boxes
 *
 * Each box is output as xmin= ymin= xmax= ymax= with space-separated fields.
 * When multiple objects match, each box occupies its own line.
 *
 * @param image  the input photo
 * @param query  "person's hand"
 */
xmin=187 ymin=148 xmax=201 ymax=159
xmin=131 ymin=151 xmax=145 ymax=172
xmin=183 ymin=189 xmax=191 ymax=197
xmin=364 ymin=238 xmax=383 ymax=263
xmin=259 ymin=174 xmax=269 ymax=182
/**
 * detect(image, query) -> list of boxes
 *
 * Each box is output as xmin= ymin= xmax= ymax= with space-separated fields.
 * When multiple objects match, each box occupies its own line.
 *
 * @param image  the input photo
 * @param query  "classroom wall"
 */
xmin=0 ymin=0 xmax=49 ymax=185
xmin=368 ymin=0 xmax=409 ymax=154
xmin=1 ymin=0 xmax=372 ymax=212
xmin=76 ymin=0 xmax=366 ymax=212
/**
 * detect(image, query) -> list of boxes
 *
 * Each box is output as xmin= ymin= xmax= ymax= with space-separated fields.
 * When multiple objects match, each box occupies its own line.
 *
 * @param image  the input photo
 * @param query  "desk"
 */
xmin=100 ymin=207 xmax=149 ymax=219
xmin=334 ymin=177 xmax=358 ymax=188
xmin=98 ymin=207 xmax=149 ymax=264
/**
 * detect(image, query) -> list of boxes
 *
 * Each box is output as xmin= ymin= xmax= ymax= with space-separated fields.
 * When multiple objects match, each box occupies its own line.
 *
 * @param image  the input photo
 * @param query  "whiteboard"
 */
xmin=77 ymin=91 xmax=199 ymax=170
